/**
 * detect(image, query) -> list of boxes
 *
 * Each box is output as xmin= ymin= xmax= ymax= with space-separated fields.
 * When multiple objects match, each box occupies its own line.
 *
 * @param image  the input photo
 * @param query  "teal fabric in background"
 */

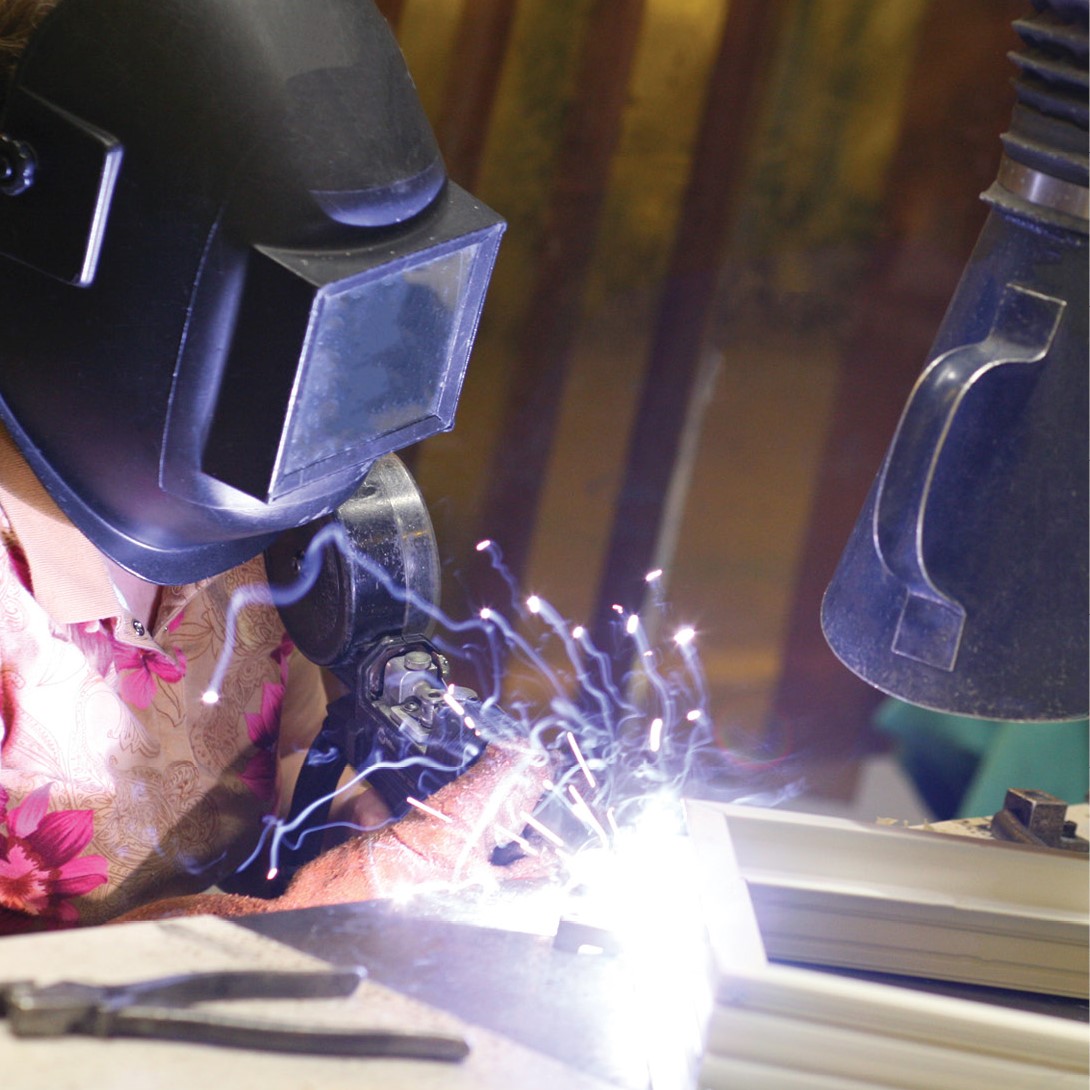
xmin=876 ymin=699 xmax=1090 ymax=821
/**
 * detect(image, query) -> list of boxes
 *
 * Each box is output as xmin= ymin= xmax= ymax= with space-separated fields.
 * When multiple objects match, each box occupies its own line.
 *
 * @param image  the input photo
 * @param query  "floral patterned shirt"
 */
xmin=0 ymin=428 xmax=329 ymax=932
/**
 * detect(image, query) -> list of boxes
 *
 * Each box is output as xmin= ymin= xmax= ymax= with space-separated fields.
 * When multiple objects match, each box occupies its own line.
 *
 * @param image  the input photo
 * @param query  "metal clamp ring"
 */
xmin=996 ymin=154 xmax=1089 ymax=222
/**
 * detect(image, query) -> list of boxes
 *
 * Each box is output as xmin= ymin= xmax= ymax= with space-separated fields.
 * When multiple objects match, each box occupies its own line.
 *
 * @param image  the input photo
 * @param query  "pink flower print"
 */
xmin=6 ymin=540 xmax=32 ymax=593
xmin=270 ymin=632 xmax=294 ymax=684
xmin=240 ymin=681 xmax=285 ymax=806
xmin=114 ymin=643 xmax=187 ymax=709
xmin=0 ymin=782 xmax=109 ymax=932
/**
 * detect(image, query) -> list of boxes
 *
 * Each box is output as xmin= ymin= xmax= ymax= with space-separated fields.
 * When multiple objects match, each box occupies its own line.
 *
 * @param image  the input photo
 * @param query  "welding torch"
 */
xmin=262 ymin=454 xmax=517 ymax=892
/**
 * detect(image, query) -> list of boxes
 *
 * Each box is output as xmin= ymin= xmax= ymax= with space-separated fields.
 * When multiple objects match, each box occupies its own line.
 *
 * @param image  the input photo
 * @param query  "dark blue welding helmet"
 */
xmin=0 ymin=0 xmax=503 ymax=583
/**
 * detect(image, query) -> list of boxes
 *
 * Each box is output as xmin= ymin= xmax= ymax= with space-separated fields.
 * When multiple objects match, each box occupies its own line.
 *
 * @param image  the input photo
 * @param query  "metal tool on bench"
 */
xmin=1 ymin=969 xmax=469 ymax=1060
xmin=990 ymin=788 xmax=1089 ymax=853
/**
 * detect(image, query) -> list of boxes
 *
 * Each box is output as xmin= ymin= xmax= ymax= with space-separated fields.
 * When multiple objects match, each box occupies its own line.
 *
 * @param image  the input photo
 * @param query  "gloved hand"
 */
xmin=112 ymin=742 xmax=555 ymax=923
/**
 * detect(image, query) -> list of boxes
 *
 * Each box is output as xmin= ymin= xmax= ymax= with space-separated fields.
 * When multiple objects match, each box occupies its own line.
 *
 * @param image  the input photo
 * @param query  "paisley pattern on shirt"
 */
xmin=240 ymin=635 xmax=293 ymax=807
xmin=0 ymin=512 xmax=329 ymax=929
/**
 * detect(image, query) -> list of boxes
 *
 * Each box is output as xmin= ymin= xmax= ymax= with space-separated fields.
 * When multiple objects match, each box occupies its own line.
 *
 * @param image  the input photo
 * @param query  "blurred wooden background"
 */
xmin=384 ymin=0 xmax=1025 ymax=795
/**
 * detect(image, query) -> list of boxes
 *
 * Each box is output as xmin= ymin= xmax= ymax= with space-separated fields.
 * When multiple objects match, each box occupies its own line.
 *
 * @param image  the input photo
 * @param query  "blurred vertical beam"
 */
xmin=395 ymin=1 xmax=466 ymax=122
xmin=521 ymin=0 xmax=732 ymax=627
xmin=413 ymin=0 xmax=595 ymax=589
xmin=474 ymin=0 xmax=648 ymax=587
xmin=765 ymin=0 xmax=1025 ymax=761
xmin=373 ymin=0 xmax=405 ymax=31
xmin=437 ymin=0 xmax=519 ymax=189
xmin=590 ymin=0 xmax=786 ymax=645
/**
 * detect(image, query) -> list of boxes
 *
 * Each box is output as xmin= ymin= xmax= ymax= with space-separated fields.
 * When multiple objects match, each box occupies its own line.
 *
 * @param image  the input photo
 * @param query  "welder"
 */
xmin=0 ymin=0 xmax=540 ymax=932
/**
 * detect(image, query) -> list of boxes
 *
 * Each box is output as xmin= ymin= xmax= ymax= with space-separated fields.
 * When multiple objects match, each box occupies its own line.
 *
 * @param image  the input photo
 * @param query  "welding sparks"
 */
xmin=443 ymin=686 xmax=467 ymax=717
xmin=566 ymin=730 xmax=598 ymax=789
xmin=217 ymin=521 xmax=733 ymax=971
xmin=648 ymin=716 xmax=664 ymax=753
xmin=406 ymin=797 xmax=453 ymax=823
xmin=494 ymin=824 xmax=538 ymax=856
xmin=523 ymin=810 xmax=566 ymax=849
xmin=567 ymin=784 xmax=611 ymax=847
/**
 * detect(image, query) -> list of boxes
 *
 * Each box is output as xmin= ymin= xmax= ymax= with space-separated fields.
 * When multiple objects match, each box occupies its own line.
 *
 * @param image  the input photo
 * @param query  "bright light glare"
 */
xmin=674 ymin=626 xmax=696 ymax=646
xmin=480 ymin=607 xmax=493 ymax=620
xmin=201 ymin=689 xmax=220 ymax=706
xmin=648 ymin=716 xmax=664 ymax=752
xmin=633 ymin=795 xmax=686 ymax=840
xmin=616 ymin=800 xmax=713 ymax=1090
xmin=476 ymin=539 xmax=492 ymax=551
xmin=625 ymin=614 xmax=640 ymax=636
xmin=645 ymin=568 xmax=663 ymax=583
xmin=526 ymin=595 xmax=542 ymax=614
xmin=572 ymin=625 xmax=585 ymax=639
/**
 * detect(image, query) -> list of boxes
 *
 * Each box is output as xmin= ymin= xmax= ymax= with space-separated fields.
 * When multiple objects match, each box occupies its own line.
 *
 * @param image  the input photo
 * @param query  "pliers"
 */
xmin=1 ymin=969 xmax=468 ymax=1061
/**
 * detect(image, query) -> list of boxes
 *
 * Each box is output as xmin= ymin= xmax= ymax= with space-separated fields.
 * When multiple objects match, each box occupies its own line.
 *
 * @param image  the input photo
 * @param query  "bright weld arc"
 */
xmin=625 ymin=614 xmax=640 ymax=636
xmin=526 ymin=594 xmax=542 ymax=614
xmin=201 ymin=689 xmax=220 ymax=705
xmin=675 ymin=625 xmax=696 ymax=646
xmin=407 ymin=797 xmax=453 ymax=823
xmin=645 ymin=569 xmax=663 ymax=583
xmin=476 ymin=539 xmax=492 ymax=551
xmin=566 ymin=730 xmax=598 ymax=789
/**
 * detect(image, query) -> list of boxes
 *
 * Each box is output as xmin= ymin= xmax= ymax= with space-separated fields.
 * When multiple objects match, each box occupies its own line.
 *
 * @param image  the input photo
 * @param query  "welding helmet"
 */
xmin=0 ymin=0 xmax=503 ymax=583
